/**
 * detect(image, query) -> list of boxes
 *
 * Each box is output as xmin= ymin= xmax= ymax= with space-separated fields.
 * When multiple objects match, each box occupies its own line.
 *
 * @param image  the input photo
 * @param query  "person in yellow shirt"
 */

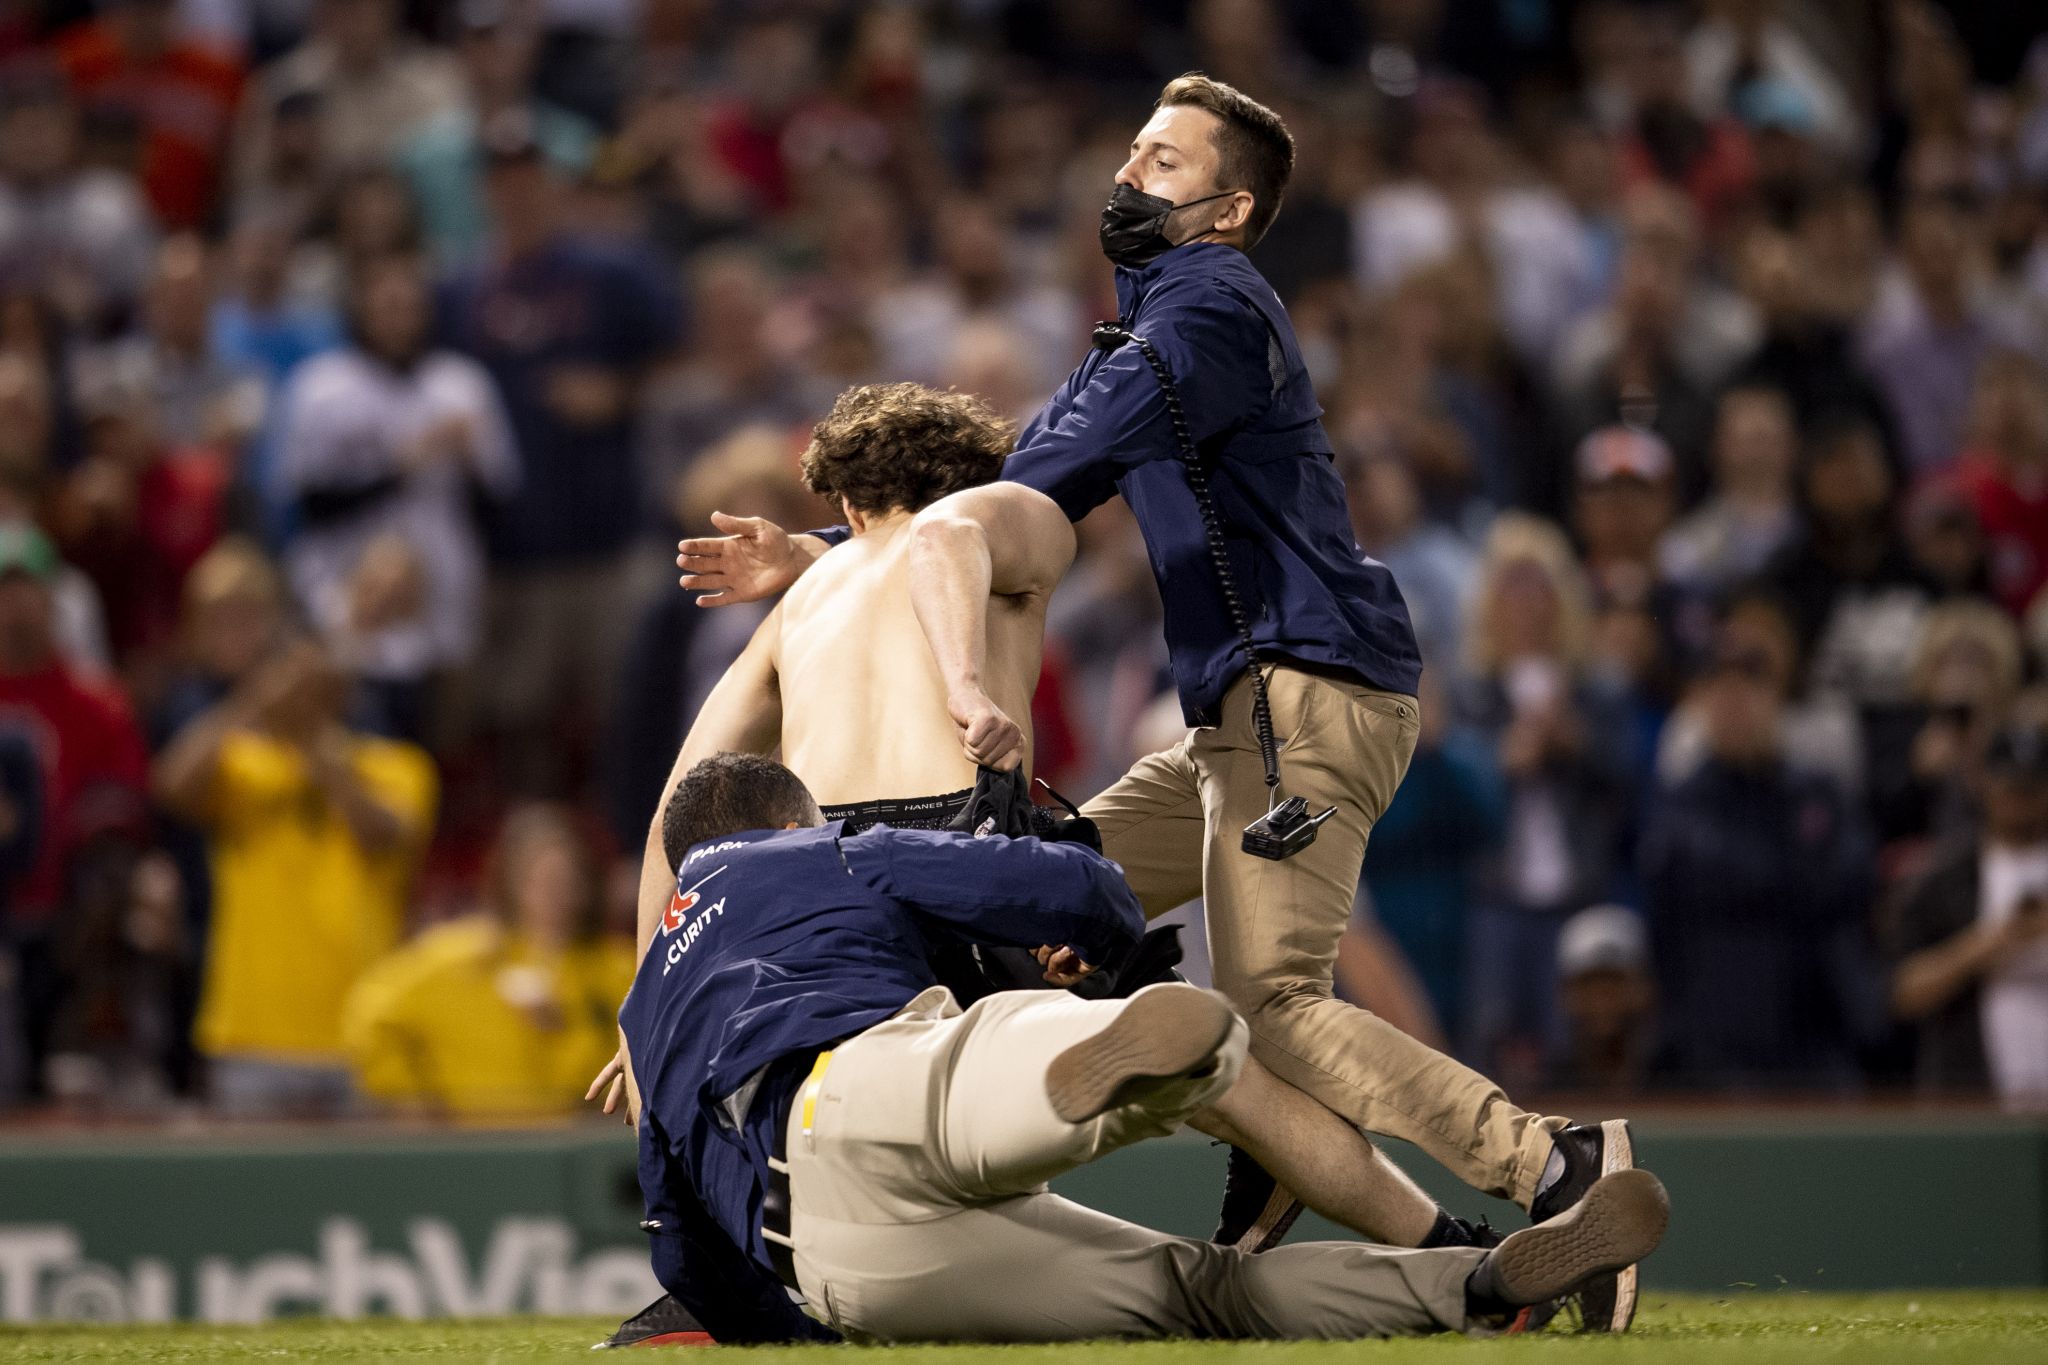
xmin=344 ymin=803 xmax=634 ymax=1122
xmin=154 ymin=639 xmax=437 ymax=1117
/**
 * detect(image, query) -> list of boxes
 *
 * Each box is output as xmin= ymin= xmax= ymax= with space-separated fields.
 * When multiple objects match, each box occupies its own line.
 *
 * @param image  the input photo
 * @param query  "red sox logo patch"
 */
xmin=661 ymin=889 xmax=699 ymax=935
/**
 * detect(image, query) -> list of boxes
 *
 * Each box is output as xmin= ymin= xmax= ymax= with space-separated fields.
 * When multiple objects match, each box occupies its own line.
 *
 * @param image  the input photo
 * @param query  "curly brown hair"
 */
xmin=800 ymin=383 xmax=1014 ymax=517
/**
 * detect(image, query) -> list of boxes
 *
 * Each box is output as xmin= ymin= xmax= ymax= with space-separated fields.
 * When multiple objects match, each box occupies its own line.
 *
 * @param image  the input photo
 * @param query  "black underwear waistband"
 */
xmin=821 ymin=789 xmax=974 ymax=833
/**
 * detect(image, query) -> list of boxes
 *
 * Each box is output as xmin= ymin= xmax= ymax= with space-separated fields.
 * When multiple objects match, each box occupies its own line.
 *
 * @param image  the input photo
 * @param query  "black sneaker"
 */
xmin=595 ymin=1294 xmax=716 ymax=1348
xmin=1211 ymin=1146 xmax=1306 ymax=1252
xmin=1528 ymin=1120 xmax=1639 ymax=1332
xmin=1470 ymin=1170 xmax=1669 ymax=1317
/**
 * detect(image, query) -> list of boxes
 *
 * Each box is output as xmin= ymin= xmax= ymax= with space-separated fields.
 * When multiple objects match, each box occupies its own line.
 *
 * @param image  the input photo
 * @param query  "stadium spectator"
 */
xmin=1352 ymin=672 xmax=1502 ymax=1031
xmin=0 ymin=524 xmax=149 ymax=1092
xmin=1660 ymin=385 xmax=1802 ymax=599
xmin=0 ymin=59 xmax=157 ymax=335
xmin=1887 ymin=720 xmax=2048 ymax=1104
xmin=440 ymin=109 xmax=679 ymax=795
xmin=1685 ymin=0 xmax=1859 ymax=158
xmin=1551 ymin=903 xmax=1657 ymax=1094
xmin=1768 ymin=416 xmax=1934 ymax=709
xmin=635 ymin=248 xmax=822 ymax=539
xmin=227 ymin=86 xmax=330 ymax=239
xmin=276 ymin=253 xmax=517 ymax=744
xmin=1352 ymin=77 xmax=1593 ymax=365
xmin=1657 ymin=587 xmax=1865 ymax=804
xmin=55 ymin=0 xmax=246 ymax=231
xmin=1951 ymin=349 xmax=2048 ymax=617
xmin=155 ymin=639 xmax=434 ymax=1117
xmin=344 ymin=802 xmax=630 ymax=1121
xmin=1453 ymin=514 xmax=1636 ymax=1089
xmin=1861 ymin=190 xmax=2021 ymax=477
xmin=1552 ymin=188 xmax=1749 ymax=506
xmin=1869 ymin=601 xmax=2027 ymax=855
xmin=210 ymin=207 xmax=343 ymax=401
xmin=1572 ymin=425 xmax=1680 ymax=613
xmin=1902 ymin=474 xmax=1993 ymax=601
xmin=1346 ymin=449 xmax=1476 ymax=671
xmin=1724 ymin=222 xmax=1891 ymax=438
xmin=48 ymin=346 xmax=230 ymax=688
xmin=1641 ymin=623 xmax=1880 ymax=1090
xmin=234 ymin=0 xmax=464 ymax=196
xmin=76 ymin=235 xmax=265 ymax=457
xmin=873 ymin=193 xmax=1078 ymax=397
xmin=1610 ymin=4 xmax=1758 ymax=231
xmin=397 ymin=0 xmax=598 ymax=266
xmin=43 ymin=840 xmax=187 ymax=1115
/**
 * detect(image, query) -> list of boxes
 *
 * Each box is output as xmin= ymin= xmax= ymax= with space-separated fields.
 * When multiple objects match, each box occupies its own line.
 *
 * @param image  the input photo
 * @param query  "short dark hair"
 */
xmin=800 ymin=383 xmax=1012 ymax=517
xmin=1157 ymin=74 xmax=1294 ymax=247
xmin=661 ymin=753 xmax=821 ymax=870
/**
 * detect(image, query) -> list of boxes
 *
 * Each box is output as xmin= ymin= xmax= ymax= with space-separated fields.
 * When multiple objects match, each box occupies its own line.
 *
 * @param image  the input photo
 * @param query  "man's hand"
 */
xmin=948 ymin=687 xmax=1025 ymax=771
xmin=1034 ymin=944 xmax=1097 ymax=987
xmin=677 ymin=512 xmax=810 ymax=606
xmin=586 ymin=1050 xmax=631 ymax=1125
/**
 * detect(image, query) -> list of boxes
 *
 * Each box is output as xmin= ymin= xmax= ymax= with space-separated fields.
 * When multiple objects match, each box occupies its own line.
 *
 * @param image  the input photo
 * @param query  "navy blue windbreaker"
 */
xmin=619 ymin=820 xmax=1145 ymax=1341
xmin=1011 ymin=242 xmax=1418 ymax=722
xmin=814 ymin=241 xmax=1419 ymax=724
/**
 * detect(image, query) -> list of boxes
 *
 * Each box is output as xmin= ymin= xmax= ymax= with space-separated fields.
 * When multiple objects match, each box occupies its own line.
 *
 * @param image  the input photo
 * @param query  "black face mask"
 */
xmin=1098 ymin=183 xmax=1238 ymax=268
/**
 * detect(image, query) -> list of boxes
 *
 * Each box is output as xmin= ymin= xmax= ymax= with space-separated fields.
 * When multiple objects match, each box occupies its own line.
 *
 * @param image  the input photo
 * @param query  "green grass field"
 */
xmin=3 ymin=1293 xmax=2046 ymax=1364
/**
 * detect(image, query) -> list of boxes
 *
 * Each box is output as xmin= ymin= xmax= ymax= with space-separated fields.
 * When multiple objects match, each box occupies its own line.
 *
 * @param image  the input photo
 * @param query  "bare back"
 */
xmin=775 ymin=518 xmax=1046 ymax=806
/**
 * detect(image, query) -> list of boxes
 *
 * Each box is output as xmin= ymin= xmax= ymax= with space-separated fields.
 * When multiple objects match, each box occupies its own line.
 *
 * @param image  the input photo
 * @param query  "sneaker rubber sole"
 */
xmin=1045 ymin=985 xmax=1236 ymax=1123
xmin=1488 ymin=1168 xmax=1669 ymax=1309
xmin=1575 ymin=1119 xmax=1639 ymax=1331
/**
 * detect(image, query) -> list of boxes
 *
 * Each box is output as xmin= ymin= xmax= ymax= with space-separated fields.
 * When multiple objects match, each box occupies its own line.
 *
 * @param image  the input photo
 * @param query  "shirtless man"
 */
xmin=600 ymin=382 xmax=1473 ymax=1262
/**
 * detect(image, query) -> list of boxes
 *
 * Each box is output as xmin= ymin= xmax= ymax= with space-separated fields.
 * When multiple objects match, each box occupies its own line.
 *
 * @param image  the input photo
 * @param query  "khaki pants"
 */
xmin=787 ymin=984 xmax=1480 ymax=1342
xmin=1085 ymin=666 xmax=1566 ymax=1206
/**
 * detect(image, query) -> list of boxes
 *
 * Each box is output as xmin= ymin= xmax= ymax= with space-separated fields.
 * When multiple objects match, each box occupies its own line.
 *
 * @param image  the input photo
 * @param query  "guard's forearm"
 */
xmin=909 ymin=515 xmax=994 ymax=696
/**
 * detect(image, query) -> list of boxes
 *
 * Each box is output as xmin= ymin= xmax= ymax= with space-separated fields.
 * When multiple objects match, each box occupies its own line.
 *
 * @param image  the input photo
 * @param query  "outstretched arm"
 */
xmin=908 ymin=484 xmax=1076 ymax=771
xmin=634 ymin=604 xmax=784 ymax=957
xmin=675 ymin=512 xmax=835 ymax=607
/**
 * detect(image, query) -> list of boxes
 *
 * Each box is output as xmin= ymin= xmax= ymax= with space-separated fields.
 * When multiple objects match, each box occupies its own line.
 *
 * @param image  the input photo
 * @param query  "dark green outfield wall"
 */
xmin=0 ymin=1113 xmax=2040 ymax=1322
xmin=1058 ymin=1113 xmax=2048 ymax=1294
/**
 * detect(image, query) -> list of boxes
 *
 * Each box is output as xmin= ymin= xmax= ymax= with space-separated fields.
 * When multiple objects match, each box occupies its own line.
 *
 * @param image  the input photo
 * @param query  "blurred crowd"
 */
xmin=0 ymin=0 xmax=2045 ymax=1123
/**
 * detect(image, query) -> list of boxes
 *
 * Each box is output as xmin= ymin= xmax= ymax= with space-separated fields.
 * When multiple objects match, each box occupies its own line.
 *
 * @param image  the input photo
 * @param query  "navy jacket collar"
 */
xmin=1113 ymin=241 xmax=1246 ymax=317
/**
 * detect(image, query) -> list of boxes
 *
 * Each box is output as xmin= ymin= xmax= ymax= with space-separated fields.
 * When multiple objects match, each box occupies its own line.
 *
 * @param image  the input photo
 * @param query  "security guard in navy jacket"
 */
xmin=620 ymin=754 xmax=1668 ymax=1345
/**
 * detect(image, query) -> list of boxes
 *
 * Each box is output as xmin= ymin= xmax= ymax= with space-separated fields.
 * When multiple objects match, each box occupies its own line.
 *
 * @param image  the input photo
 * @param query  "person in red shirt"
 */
xmin=48 ymin=352 xmax=227 ymax=692
xmin=1951 ymin=350 xmax=2048 ymax=618
xmin=56 ymin=0 xmax=245 ymax=230
xmin=0 ymin=524 xmax=149 ymax=913
xmin=0 ymin=522 xmax=149 ymax=1090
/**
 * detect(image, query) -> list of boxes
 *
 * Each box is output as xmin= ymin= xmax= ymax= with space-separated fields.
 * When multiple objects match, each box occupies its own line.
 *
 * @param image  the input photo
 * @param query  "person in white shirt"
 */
xmin=275 ymin=254 xmax=517 ymax=734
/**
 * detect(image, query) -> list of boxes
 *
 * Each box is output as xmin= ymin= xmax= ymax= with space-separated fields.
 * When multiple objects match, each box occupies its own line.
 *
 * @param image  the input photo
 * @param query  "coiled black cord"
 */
xmin=1093 ymin=322 xmax=1280 ymax=798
